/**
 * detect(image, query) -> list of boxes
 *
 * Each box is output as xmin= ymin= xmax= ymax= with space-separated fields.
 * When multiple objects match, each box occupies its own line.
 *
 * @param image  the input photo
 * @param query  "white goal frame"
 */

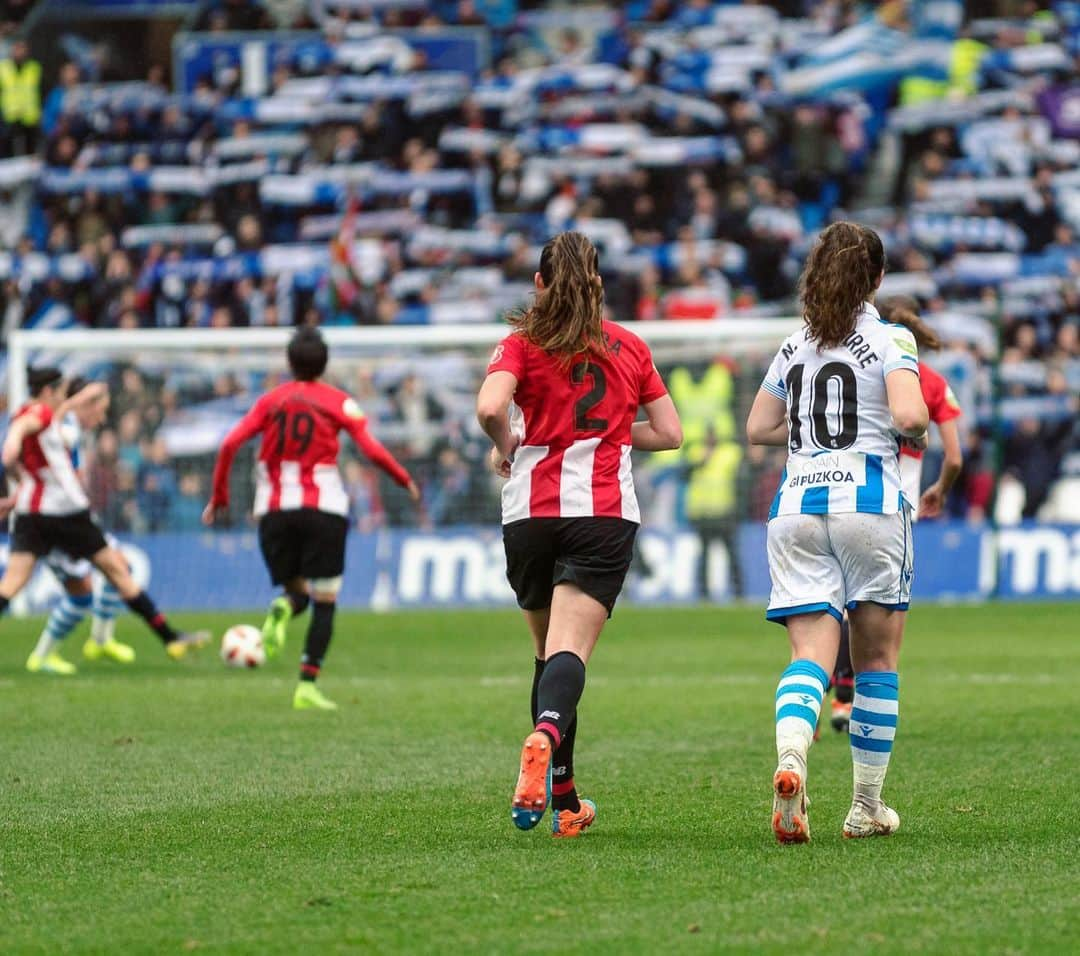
xmin=7 ymin=318 xmax=798 ymax=407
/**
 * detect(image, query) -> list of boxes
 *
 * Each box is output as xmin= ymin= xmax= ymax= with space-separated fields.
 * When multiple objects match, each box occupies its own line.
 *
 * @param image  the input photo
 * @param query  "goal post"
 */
xmin=6 ymin=319 xmax=797 ymax=407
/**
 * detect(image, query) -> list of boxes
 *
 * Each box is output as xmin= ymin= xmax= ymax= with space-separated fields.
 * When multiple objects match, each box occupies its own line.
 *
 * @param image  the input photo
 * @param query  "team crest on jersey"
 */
xmin=342 ymin=398 xmax=365 ymax=420
xmin=489 ymin=344 xmax=505 ymax=367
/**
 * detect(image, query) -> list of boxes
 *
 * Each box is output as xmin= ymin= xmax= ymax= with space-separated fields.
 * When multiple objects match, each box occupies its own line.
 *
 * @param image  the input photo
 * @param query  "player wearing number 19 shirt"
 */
xmin=477 ymin=232 xmax=682 ymax=838
xmin=746 ymin=223 xmax=929 ymax=845
xmin=205 ymin=327 xmax=419 ymax=711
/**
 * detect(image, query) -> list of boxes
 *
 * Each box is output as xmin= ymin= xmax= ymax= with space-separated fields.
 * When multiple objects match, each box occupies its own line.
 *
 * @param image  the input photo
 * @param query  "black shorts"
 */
xmin=258 ymin=509 xmax=348 ymax=586
xmin=503 ymin=517 xmax=638 ymax=616
xmin=11 ymin=511 xmax=109 ymax=560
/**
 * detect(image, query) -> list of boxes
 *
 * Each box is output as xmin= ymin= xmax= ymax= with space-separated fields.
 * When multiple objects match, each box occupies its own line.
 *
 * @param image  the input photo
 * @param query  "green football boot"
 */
xmin=293 ymin=682 xmax=338 ymax=711
xmin=261 ymin=596 xmax=293 ymax=659
xmin=26 ymin=651 xmax=77 ymax=676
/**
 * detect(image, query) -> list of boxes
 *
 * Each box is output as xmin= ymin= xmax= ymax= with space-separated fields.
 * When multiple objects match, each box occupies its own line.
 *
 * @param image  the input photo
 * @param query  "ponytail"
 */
xmin=798 ymin=221 xmax=885 ymax=350
xmin=878 ymin=296 xmax=941 ymax=352
xmin=510 ymin=231 xmax=605 ymax=363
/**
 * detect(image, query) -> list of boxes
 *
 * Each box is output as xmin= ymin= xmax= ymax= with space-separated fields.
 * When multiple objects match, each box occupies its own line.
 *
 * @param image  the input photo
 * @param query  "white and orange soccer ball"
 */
xmin=220 ymin=625 xmax=266 ymax=669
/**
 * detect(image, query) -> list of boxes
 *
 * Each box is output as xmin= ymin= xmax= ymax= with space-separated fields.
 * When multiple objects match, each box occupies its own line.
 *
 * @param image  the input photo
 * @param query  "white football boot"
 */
xmin=772 ymin=754 xmax=810 ymax=844
xmin=843 ymin=801 xmax=900 ymax=839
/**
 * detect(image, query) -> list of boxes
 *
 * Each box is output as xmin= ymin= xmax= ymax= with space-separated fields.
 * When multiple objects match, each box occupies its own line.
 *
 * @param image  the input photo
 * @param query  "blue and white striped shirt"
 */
xmin=761 ymin=303 xmax=920 ymax=518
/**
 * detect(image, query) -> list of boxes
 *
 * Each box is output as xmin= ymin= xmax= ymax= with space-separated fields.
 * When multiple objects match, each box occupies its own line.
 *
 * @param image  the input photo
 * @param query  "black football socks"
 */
xmin=531 ymin=654 xmax=580 ymax=811
xmin=126 ymin=590 xmax=178 ymax=644
xmin=287 ymin=591 xmax=311 ymax=617
xmin=300 ymin=601 xmax=335 ymax=682
xmin=551 ymin=714 xmax=580 ymax=813
xmin=531 ymin=656 xmax=545 ymax=724
xmin=533 ymin=650 xmax=585 ymax=749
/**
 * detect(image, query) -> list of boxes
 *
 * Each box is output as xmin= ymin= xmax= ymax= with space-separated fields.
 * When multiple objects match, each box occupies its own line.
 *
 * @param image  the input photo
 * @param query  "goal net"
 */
xmin=5 ymin=320 xmax=793 ymax=613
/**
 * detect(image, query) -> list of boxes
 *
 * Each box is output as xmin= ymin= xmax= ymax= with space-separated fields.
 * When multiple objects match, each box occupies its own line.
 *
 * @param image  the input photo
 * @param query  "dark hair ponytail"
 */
xmin=798 ymin=221 xmax=885 ymax=350
xmin=510 ymin=231 xmax=605 ymax=363
xmin=878 ymin=296 xmax=941 ymax=351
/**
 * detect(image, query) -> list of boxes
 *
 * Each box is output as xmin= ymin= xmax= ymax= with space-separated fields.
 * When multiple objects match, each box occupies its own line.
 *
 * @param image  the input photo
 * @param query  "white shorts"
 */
xmin=766 ymin=509 xmax=913 ymax=624
xmin=44 ymin=532 xmax=119 ymax=583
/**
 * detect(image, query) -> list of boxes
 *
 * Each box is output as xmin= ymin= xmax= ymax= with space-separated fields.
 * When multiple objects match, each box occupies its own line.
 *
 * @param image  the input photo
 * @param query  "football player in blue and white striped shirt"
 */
xmin=746 ymin=222 xmax=929 ymax=843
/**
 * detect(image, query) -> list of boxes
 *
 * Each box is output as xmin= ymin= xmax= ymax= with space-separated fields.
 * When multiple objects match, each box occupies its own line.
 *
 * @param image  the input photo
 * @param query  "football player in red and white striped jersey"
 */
xmin=477 ymin=231 xmax=682 ymax=837
xmin=205 ymin=327 xmax=419 ymax=711
xmin=0 ymin=367 xmax=210 ymax=661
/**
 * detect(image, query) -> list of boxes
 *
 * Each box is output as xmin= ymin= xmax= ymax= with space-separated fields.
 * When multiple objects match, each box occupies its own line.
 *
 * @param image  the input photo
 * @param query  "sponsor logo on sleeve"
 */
xmin=342 ymin=398 xmax=365 ymax=420
xmin=893 ymin=336 xmax=918 ymax=357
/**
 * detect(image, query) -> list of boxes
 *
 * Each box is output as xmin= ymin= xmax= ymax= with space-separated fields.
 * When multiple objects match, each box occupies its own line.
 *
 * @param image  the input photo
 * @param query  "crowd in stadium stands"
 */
xmin=0 ymin=0 xmax=1078 ymax=532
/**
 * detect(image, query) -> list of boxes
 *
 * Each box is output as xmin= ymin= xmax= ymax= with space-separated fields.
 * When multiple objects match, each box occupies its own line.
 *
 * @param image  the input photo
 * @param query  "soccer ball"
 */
xmin=220 ymin=625 xmax=266 ymax=669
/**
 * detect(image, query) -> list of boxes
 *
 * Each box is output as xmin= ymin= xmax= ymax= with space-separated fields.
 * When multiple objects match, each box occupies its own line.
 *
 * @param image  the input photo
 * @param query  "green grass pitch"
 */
xmin=1 ymin=602 xmax=1077 ymax=954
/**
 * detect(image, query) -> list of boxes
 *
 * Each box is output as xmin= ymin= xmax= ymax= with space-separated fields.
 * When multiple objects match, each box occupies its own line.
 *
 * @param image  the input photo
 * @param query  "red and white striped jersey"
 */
xmin=11 ymin=402 xmax=90 ymax=515
xmin=899 ymin=361 xmax=962 ymax=515
xmin=210 ymin=380 xmax=411 ymax=518
xmin=898 ymin=362 xmax=961 ymax=465
xmin=487 ymin=320 xmax=667 ymax=524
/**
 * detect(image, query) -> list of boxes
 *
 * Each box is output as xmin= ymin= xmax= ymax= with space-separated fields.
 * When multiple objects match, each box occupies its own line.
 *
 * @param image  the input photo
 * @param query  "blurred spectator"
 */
xmin=0 ymin=39 xmax=40 ymax=156
xmin=345 ymin=460 xmax=385 ymax=533
xmin=172 ymin=473 xmax=207 ymax=531
xmin=136 ymin=437 xmax=177 ymax=531
xmin=426 ymin=447 xmax=479 ymax=526
xmin=684 ymin=428 xmax=744 ymax=599
xmin=197 ymin=0 xmax=274 ymax=32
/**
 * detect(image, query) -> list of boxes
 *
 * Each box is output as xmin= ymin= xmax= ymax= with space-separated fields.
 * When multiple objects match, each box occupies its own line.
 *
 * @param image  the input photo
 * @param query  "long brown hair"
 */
xmin=799 ymin=221 xmax=885 ymax=350
xmin=510 ymin=231 xmax=605 ymax=362
xmin=878 ymin=295 xmax=941 ymax=352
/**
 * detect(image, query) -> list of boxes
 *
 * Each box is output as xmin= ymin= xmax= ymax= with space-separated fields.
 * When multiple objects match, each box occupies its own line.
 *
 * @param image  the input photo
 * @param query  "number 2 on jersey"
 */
xmin=272 ymin=409 xmax=315 ymax=456
xmin=784 ymin=362 xmax=859 ymax=451
xmin=570 ymin=361 xmax=608 ymax=432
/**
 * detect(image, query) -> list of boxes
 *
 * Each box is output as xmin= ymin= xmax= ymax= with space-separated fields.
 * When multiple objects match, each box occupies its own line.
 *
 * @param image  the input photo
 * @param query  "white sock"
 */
xmin=34 ymin=592 xmax=92 ymax=657
xmin=90 ymin=615 xmax=116 ymax=646
xmin=91 ymin=582 xmax=125 ymax=645
xmin=850 ymin=671 xmax=899 ymax=807
xmin=32 ymin=632 xmax=59 ymax=659
xmin=775 ymin=659 xmax=828 ymax=779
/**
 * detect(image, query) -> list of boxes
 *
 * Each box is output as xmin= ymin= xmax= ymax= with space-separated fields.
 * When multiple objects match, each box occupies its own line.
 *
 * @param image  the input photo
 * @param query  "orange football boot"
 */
xmin=552 ymin=799 xmax=596 ymax=838
xmin=830 ymin=699 xmax=853 ymax=733
xmin=511 ymin=731 xmax=552 ymax=830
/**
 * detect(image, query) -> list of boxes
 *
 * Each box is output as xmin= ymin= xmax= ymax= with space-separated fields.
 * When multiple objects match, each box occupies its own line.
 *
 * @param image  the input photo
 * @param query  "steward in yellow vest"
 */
xmin=0 ymin=40 xmax=41 ymax=156
xmin=684 ymin=427 xmax=745 ymax=599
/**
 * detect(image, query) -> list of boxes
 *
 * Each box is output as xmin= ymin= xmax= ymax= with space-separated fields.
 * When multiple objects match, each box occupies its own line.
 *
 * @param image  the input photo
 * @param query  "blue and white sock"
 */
xmin=33 ymin=592 xmax=93 ymax=658
xmin=775 ymin=659 xmax=828 ymax=772
xmin=850 ymin=671 xmax=899 ymax=807
xmin=91 ymin=581 xmax=126 ymax=645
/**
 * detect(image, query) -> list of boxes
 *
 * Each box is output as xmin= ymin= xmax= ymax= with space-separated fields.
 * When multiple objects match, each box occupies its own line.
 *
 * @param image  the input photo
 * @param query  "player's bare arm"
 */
xmin=1 ymin=413 xmax=43 ymax=470
xmin=476 ymin=369 xmax=520 ymax=474
xmin=58 ymin=381 xmax=108 ymax=419
xmin=920 ymin=417 xmax=964 ymax=518
xmin=885 ymin=368 xmax=929 ymax=439
xmin=631 ymin=394 xmax=682 ymax=451
xmin=746 ymin=389 xmax=789 ymax=447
